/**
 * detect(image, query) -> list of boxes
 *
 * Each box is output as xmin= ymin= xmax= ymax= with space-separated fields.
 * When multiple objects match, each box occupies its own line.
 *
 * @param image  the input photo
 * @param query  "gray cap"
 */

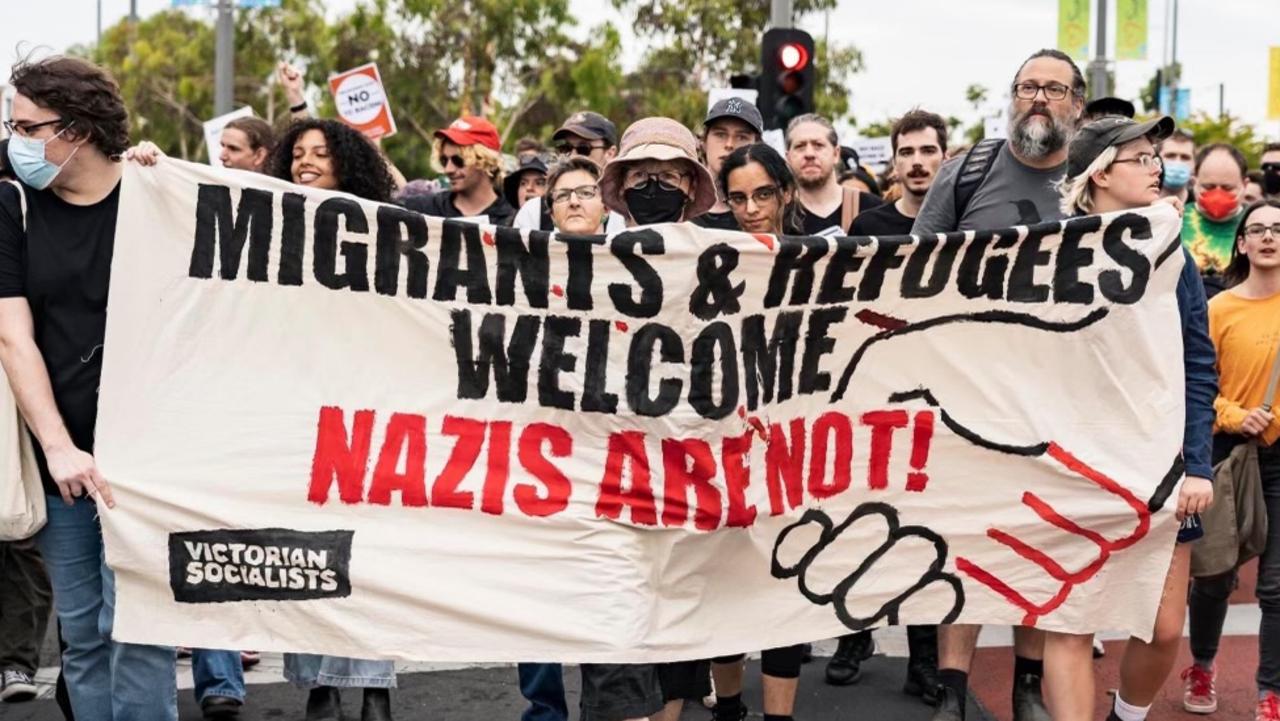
xmin=1066 ymin=115 xmax=1175 ymax=178
xmin=703 ymin=97 xmax=764 ymax=137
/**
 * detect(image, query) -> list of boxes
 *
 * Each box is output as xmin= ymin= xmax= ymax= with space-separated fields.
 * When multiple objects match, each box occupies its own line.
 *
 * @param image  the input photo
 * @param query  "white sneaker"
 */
xmin=0 ymin=669 xmax=37 ymax=702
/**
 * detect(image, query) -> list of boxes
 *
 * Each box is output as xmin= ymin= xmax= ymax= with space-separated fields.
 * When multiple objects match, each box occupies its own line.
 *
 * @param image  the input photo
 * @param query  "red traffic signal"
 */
xmin=758 ymin=28 xmax=816 ymax=131
xmin=778 ymin=42 xmax=810 ymax=72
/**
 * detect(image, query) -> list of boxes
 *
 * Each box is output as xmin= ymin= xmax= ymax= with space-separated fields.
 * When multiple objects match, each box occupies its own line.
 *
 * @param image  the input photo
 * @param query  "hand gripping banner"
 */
xmin=98 ymin=159 xmax=1188 ymax=662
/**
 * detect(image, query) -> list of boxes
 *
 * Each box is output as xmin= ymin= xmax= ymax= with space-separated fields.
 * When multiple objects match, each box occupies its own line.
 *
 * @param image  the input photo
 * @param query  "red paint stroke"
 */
xmin=615 ymin=321 xmax=629 ymax=333
xmin=955 ymin=441 xmax=1152 ymax=627
xmin=751 ymin=233 xmax=776 ymax=251
xmin=482 ymin=231 xmax=496 ymax=247
xmin=905 ymin=411 xmax=934 ymax=492
xmin=551 ymin=284 xmax=564 ymax=297
xmin=855 ymin=309 xmax=908 ymax=331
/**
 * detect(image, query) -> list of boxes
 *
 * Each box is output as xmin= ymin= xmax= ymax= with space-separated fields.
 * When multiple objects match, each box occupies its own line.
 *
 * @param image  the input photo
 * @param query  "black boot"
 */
xmin=361 ymin=688 xmax=392 ymax=721
xmin=903 ymin=625 xmax=940 ymax=705
xmin=1011 ymin=673 xmax=1051 ymax=721
xmin=712 ymin=696 xmax=748 ymax=721
xmin=930 ymin=684 xmax=965 ymax=721
xmin=305 ymin=687 xmax=343 ymax=721
xmin=824 ymin=631 xmax=873 ymax=686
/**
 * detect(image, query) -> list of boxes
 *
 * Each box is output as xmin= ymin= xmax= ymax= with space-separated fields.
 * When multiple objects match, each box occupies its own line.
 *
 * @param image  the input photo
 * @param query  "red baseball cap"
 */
xmin=434 ymin=116 xmax=501 ymax=151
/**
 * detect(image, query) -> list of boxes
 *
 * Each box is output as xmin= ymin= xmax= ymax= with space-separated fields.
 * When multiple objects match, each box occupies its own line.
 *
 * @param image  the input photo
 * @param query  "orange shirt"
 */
xmin=1208 ymin=288 xmax=1280 ymax=445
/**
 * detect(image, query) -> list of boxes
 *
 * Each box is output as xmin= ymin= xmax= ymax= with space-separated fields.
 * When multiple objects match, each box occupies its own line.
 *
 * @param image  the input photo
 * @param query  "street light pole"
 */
xmin=214 ymin=0 xmax=234 ymax=115
xmin=1087 ymin=0 xmax=1109 ymax=100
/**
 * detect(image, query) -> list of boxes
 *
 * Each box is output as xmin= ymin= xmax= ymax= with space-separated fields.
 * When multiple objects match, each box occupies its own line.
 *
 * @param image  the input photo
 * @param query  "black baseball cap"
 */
xmin=1067 ymin=115 xmax=1175 ymax=178
xmin=553 ymin=112 xmax=619 ymax=147
xmin=1085 ymin=96 xmax=1137 ymax=119
xmin=502 ymin=155 xmax=549 ymax=208
xmin=703 ymin=97 xmax=764 ymax=137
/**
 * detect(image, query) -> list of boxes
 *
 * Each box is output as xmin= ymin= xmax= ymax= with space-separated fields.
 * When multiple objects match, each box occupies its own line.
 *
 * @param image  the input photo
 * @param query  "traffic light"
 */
xmin=758 ymin=28 xmax=816 ymax=131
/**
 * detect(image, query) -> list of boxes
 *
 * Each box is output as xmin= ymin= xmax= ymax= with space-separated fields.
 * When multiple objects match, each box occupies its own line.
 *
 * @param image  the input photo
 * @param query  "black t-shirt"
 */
xmin=849 ymin=201 xmax=914 ymax=237
xmin=799 ymin=191 xmax=885 ymax=236
xmin=401 ymin=190 xmax=516 ymax=227
xmin=691 ymin=209 xmax=740 ymax=231
xmin=0 ymin=180 xmax=120 ymax=496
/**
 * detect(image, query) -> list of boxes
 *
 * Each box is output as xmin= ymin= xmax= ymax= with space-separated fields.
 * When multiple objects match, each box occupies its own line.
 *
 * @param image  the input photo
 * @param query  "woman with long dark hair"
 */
xmin=265 ymin=118 xmax=397 ymax=721
xmin=707 ymin=141 xmax=808 ymax=721
xmin=1185 ymin=198 xmax=1280 ymax=721
xmin=264 ymin=118 xmax=396 ymax=203
xmin=717 ymin=143 xmax=804 ymax=237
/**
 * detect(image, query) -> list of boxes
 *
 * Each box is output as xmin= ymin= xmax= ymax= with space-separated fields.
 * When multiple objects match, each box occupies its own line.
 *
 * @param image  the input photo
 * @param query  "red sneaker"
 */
xmin=1181 ymin=664 xmax=1218 ymax=714
xmin=1257 ymin=691 xmax=1280 ymax=721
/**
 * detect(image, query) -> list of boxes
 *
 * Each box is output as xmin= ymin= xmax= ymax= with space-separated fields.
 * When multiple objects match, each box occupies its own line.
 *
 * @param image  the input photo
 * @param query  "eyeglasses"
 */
xmin=556 ymin=142 xmax=606 ymax=157
xmin=550 ymin=184 xmax=600 ymax=205
xmin=623 ymin=170 xmax=687 ymax=191
xmin=438 ymin=154 xmax=466 ymax=170
xmin=1112 ymin=153 xmax=1163 ymax=171
xmin=725 ymin=186 xmax=780 ymax=208
xmin=1244 ymin=223 xmax=1280 ymax=239
xmin=3 ymin=118 xmax=64 ymax=136
xmin=1012 ymin=82 xmax=1073 ymax=101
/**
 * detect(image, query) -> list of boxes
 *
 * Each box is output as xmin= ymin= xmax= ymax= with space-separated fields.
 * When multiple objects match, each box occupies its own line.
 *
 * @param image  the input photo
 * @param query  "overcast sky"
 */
xmin=3 ymin=0 xmax=1278 ymax=137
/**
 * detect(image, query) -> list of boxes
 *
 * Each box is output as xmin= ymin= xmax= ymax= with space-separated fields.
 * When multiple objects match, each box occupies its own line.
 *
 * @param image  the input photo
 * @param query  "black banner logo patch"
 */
xmin=168 ymin=528 xmax=354 ymax=603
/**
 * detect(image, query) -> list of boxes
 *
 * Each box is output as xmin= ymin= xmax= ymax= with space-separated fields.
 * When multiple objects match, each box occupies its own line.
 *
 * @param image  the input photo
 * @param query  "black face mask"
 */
xmin=1264 ymin=164 xmax=1280 ymax=197
xmin=624 ymin=184 xmax=688 ymax=225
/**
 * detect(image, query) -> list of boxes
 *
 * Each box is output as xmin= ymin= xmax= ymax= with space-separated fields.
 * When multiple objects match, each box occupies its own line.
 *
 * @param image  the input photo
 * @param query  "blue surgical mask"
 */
xmin=1163 ymin=160 xmax=1192 ymax=190
xmin=6 ymin=123 xmax=80 ymax=190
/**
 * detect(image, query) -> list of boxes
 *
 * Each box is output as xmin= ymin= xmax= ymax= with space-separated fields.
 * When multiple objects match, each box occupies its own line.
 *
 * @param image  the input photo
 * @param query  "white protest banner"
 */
xmin=99 ymin=159 xmax=1189 ymax=662
xmin=328 ymin=63 xmax=397 ymax=140
xmin=202 ymin=106 xmax=254 ymax=168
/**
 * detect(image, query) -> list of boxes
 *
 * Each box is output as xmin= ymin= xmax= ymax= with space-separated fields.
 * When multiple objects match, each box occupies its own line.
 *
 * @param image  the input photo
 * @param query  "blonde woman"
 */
xmin=1042 ymin=115 xmax=1216 ymax=721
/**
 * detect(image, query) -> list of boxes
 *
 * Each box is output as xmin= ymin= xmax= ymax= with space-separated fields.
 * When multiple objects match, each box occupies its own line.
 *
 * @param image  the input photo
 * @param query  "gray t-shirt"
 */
xmin=911 ymin=142 xmax=1066 ymax=235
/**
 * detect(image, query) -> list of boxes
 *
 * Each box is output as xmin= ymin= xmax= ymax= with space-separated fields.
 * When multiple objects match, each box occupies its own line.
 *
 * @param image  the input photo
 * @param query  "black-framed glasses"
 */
xmin=1112 ymin=153 xmax=1163 ymax=171
xmin=550 ymin=184 xmax=600 ymax=205
xmin=1012 ymin=82 xmax=1072 ymax=101
xmin=556 ymin=141 xmax=605 ymax=157
xmin=623 ymin=170 xmax=686 ymax=192
xmin=438 ymin=154 xmax=466 ymax=169
xmin=1244 ymin=223 xmax=1280 ymax=239
xmin=3 ymin=117 xmax=64 ymax=136
xmin=725 ymin=186 xmax=780 ymax=208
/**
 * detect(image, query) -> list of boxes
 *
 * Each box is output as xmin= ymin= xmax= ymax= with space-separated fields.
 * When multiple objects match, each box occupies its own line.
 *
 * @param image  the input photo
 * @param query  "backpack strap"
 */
xmin=840 ymin=186 xmax=861 ymax=233
xmin=1262 ymin=337 xmax=1280 ymax=413
xmin=953 ymin=137 xmax=1004 ymax=221
xmin=2 ymin=180 xmax=26 ymax=230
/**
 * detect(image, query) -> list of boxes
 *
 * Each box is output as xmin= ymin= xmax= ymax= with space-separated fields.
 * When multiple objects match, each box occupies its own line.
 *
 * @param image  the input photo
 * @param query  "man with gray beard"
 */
xmin=911 ymin=48 xmax=1086 ymax=721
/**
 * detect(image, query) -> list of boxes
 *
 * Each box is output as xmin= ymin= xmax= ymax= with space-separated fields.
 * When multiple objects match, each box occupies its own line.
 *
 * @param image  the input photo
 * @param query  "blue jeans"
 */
xmin=284 ymin=654 xmax=396 ymax=688
xmin=192 ymin=649 xmax=245 ymax=703
xmin=35 ymin=496 xmax=177 ymax=721
xmin=518 ymin=663 xmax=568 ymax=721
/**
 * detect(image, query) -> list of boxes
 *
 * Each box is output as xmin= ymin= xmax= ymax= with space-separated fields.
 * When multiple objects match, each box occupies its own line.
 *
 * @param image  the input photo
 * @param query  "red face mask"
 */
xmin=1198 ymin=188 xmax=1240 ymax=221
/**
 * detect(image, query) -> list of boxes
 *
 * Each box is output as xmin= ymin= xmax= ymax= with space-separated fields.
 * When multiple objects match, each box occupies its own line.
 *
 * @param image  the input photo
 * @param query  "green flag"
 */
xmin=1116 ymin=0 xmax=1149 ymax=60
xmin=1058 ymin=0 xmax=1091 ymax=61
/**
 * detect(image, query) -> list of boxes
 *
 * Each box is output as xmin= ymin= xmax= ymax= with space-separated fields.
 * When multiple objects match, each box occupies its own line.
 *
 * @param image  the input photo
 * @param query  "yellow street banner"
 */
xmin=1269 ymin=47 xmax=1280 ymax=120
xmin=1058 ymin=0 xmax=1091 ymax=61
xmin=1116 ymin=0 xmax=1148 ymax=60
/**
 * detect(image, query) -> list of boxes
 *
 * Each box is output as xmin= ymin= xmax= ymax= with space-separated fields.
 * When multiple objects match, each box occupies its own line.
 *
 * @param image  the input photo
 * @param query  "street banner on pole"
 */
xmin=1058 ymin=0 xmax=1091 ymax=61
xmin=201 ymin=106 xmax=254 ymax=168
xmin=1116 ymin=0 xmax=1148 ymax=60
xmin=101 ymin=159 xmax=1190 ymax=662
xmin=328 ymin=63 xmax=397 ymax=140
xmin=1269 ymin=47 xmax=1280 ymax=120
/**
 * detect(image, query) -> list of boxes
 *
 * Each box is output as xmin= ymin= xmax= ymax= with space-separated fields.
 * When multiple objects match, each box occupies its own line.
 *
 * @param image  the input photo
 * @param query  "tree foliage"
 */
xmin=83 ymin=0 xmax=864 ymax=177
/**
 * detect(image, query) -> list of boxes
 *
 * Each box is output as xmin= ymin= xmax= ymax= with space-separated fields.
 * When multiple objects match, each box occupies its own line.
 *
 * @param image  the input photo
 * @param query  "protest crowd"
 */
xmin=1 ymin=40 xmax=1280 ymax=721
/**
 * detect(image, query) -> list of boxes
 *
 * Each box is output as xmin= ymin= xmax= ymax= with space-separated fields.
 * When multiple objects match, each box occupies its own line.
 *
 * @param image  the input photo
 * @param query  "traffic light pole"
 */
xmin=770 ymin=0 xmax=792 ymax=29
xmin=215 ymin=0 xmax=234 ymax=115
